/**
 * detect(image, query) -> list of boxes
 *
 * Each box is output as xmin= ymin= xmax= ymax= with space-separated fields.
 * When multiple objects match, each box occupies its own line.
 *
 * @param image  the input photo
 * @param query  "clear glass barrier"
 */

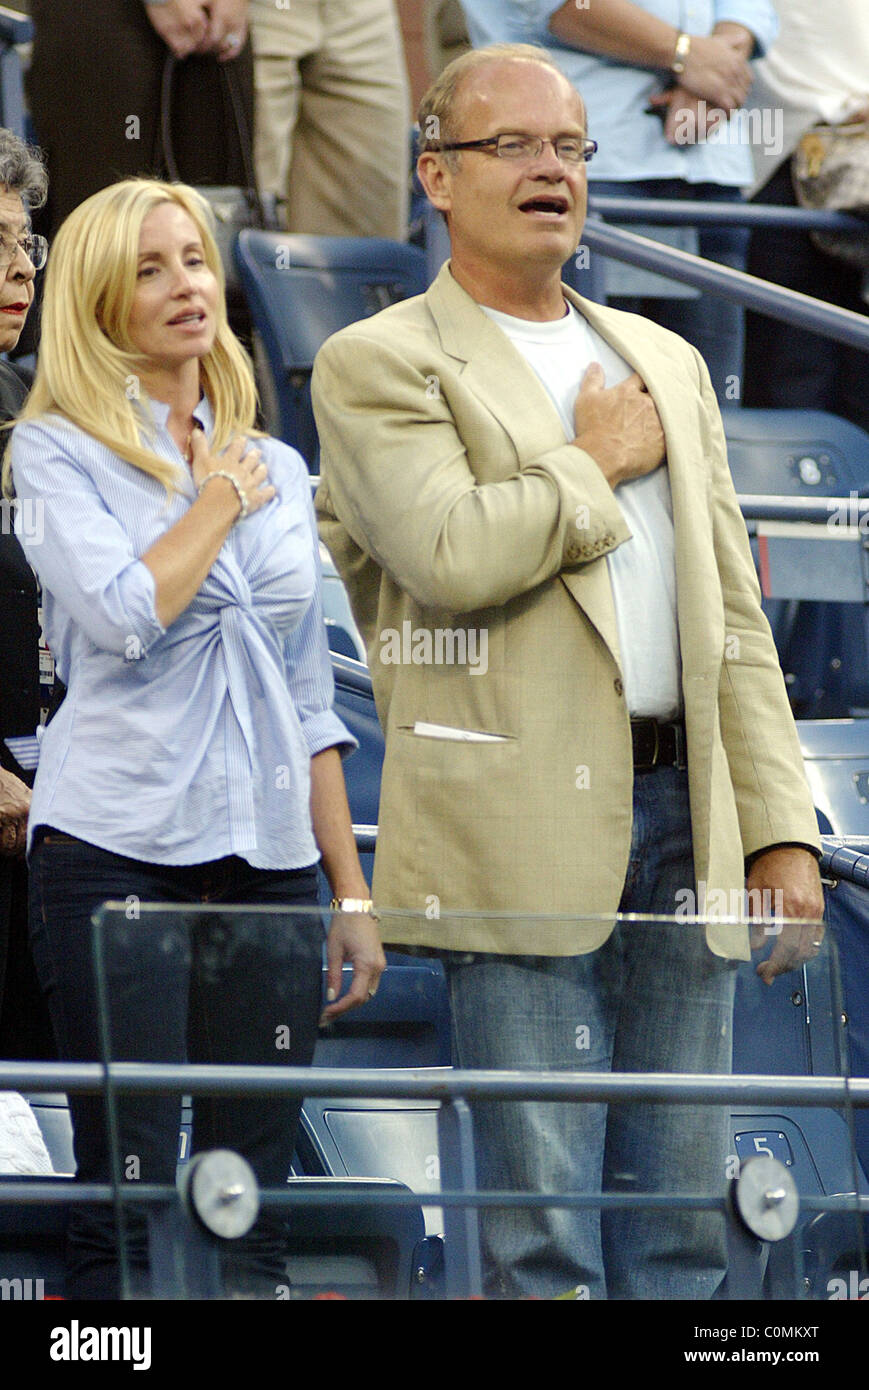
xmin=85 ymin=905 xmax=865 ymax=1302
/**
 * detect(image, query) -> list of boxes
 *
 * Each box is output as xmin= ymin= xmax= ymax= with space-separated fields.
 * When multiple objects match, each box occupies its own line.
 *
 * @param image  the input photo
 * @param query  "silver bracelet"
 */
xmin=197 ymin=470 xmax=249 ymax=522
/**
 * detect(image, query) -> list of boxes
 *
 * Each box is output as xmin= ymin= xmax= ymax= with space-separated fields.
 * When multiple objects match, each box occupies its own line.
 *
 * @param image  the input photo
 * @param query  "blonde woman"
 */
xmin=10 ymin=178 xmax=384 ymax=1299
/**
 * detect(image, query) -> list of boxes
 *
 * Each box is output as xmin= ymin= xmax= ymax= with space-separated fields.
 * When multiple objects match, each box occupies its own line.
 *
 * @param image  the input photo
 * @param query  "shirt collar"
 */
xmin=141 ymin=393 xmax=215 ymax=435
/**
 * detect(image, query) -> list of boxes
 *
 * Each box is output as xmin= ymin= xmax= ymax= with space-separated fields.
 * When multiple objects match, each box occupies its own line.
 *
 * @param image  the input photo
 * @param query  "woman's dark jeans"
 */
xmin=29 ymin=829 xmax=323 ymax=1299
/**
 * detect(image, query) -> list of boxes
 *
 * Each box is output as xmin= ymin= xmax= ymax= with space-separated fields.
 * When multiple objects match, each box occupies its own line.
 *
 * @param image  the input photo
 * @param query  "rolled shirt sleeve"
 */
xmin=12 ymin=418 xmax=166 ymax=662
xmin=282 ymin=453 xmax=357 ymax=760
xmin=713 ymin=0 xmax=778 ymax=57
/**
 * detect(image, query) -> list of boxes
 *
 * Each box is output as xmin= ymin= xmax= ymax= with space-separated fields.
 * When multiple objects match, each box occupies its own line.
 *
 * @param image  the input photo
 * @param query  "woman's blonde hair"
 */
xmin=14 ymin=178 xmax=257 ymax=491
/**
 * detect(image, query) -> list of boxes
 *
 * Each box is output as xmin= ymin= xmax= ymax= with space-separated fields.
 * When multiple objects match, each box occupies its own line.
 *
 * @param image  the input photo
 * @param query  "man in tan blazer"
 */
xmin=313 ymin=43 xmax=824 ymax=1300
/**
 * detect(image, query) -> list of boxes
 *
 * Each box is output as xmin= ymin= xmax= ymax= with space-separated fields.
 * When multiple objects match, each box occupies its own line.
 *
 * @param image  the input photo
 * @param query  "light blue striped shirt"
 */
xmin=461 ymin=0 xmax=778 ymax=185
xmin=12 ymin=397 xmax=355 ymax=867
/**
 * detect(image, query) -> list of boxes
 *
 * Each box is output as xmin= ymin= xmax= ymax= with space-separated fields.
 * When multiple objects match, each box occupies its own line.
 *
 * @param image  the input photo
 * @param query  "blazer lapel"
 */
xmin=426 ymin=266 xmax=624 ymax=665
xmin=427 ymin=265 xmax=574 ymax=461
xmin=566 ymin=289 xmax=723 ymax=684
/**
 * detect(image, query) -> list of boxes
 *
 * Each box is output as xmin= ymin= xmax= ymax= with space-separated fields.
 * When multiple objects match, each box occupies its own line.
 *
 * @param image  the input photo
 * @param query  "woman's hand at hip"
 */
xmin=320 ymin=912 xmax=386 ymax=1024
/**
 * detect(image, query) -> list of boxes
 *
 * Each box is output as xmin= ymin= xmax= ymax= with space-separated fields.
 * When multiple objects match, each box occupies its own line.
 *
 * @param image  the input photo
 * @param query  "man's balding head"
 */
xmin=417 ymin=44 xmax=583 ymax=161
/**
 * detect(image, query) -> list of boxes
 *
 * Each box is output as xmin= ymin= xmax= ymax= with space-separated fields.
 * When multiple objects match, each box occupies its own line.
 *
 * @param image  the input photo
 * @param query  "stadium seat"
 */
xmin=723 ymin=407 xmax=869 ymax=498
xmin=0 ymin=8 xmax=32 ymax=142
xmin=319 ymin=541 xmax=366 ymax=663
xmin=731 ymin=891 xmax=866 ymax=1249
xmin=328 ymin=651 xmax=384 ymax=888
xmin=408 ymin=126 xmax=428 ymax=247
xmin=819 ymin=841 xmax=869 ymax=1184
xmin=0 ymin=1175 xmax=69 ymax=1299
xmin=22 ymin=1092 xmax=74 ymax=1174
xmin=279 ymin=1177 xmax=431 ymax=1299
xmin=314 ymin=950 xmax=450 ymax=1071
xmin=308 ymin=949 xmax=451 ymax=1247
xmin=723 ymin=407 xmax=869 ymax=718
xmin=234 ymin=231 xmax=428 ymax=467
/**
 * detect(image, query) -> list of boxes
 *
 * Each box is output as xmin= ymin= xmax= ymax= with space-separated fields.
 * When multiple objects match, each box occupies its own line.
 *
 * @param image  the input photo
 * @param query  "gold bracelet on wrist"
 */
xmin=197 ymin=469 xmax=249 ymax=522
xmin=671 ymin=31 xmax=692 ymax=75
xmin=330 ymin=896 xmax=379 ymax=920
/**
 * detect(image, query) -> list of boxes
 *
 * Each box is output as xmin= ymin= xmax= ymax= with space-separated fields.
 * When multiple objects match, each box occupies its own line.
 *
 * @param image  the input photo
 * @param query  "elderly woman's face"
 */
xmin=127 ymin=202 xmax=219 ymax=375
xmin=0 ymin=186 xmax=36 ymax=355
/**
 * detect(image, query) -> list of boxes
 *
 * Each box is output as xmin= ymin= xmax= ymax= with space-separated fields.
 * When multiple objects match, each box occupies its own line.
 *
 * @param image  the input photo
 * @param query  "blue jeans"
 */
xmin=28 ymin=830 xmax=323 ymax=1299
xmin=589 ymin=179 xmax=749 ymax=404
xmin=444 ymin=767 xmax=737 ymax=1300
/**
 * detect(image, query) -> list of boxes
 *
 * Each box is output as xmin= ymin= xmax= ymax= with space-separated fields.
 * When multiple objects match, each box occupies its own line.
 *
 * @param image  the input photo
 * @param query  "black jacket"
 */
xmin=0 ymin=361 xmax=41 ymax=783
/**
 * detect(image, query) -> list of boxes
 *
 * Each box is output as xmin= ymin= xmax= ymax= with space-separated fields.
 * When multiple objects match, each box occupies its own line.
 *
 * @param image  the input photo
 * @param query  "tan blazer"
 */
xmin=313 ymin=264 xmax=821 ymax=957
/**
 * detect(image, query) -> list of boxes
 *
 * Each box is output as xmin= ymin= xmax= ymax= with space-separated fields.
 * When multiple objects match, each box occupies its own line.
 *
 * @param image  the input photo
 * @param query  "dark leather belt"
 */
xmin=630 ymin=717 xmax=687 ymax=772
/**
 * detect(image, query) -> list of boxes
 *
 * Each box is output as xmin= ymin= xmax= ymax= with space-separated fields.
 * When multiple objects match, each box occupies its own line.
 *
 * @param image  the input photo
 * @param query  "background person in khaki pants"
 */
xmin=250 ymin=0 xmax=410 ymax=238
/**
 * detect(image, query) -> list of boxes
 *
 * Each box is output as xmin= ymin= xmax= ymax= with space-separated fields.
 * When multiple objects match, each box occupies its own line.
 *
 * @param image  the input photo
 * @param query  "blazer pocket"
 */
xmin=378 ymin=727 xmax=523 ymax=908
xmin=402 ymin=721 xmax=515 ymax=743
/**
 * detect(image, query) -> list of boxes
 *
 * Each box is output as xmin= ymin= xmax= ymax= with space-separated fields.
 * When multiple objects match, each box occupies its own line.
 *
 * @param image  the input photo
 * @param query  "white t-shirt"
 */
xmin=481 ymin=301 xmax=682 ymax=719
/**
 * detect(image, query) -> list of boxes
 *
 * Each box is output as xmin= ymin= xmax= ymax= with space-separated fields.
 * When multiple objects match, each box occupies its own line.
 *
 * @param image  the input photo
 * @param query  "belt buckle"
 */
xmin=649 ymin=720 xmax=660 ymax=767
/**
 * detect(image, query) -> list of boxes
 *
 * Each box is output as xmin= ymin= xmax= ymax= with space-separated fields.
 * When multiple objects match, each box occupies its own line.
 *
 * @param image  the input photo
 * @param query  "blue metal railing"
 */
xmin=2 ymin=1059 xmax=867 ymax=1107
xmin=580 ymin=217 xmax=869 ymax=352
xmin=1 ymin=831 xmax=866 ymax=1301
xmin=738 ymin=496 xmax=869 ymax=524
xmin=823 ymin=842 xmax=869 ymax=886
xmin=1 ymin=1057 xmax=866 ymax=1300
xmin=587 ymin=195 xmax=869 ymax=235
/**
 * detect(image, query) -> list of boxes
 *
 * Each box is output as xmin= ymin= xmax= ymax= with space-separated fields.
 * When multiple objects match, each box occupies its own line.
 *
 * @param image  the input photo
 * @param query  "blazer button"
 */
xmin=614 ymin=677 xmax=624 ymax=697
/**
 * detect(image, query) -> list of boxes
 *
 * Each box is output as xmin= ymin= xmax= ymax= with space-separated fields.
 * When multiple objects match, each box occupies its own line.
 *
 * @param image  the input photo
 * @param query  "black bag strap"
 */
xmin=159 ymin=53 xmax=268 ymax=227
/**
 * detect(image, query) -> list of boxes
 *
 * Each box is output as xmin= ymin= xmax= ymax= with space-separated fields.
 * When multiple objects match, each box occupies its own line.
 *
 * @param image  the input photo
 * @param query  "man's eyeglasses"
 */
xmin=0 ymin=231 xmax=48 ymax=271
xmin=433 ymin=133 xmax=598 ymax=165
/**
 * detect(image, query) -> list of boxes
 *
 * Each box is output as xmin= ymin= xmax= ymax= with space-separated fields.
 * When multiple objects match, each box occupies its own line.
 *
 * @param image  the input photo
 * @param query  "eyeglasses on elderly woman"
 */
xmin=0 ymin=230 xmax=48 ymax=271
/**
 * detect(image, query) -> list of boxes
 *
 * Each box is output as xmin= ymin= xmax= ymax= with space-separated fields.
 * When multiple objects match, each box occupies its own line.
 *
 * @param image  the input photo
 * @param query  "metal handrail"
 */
xmin=0 ymin=1182 xmax=864 ymax=1218
xmin=0 ymin=881 xmax=863 ymax=1301
xmin=587 ymin=195 xmax=869 ymax=234
xmin=737 ymin=495 xmax=869 ymax=524
xmin=0 ymin=1182 xmax=739 ymax=1212
xmin=352 ymin=822 xmax=377 ymax=853
xmin=1 ymin=1060 xmax=866 ymax=1106
xmin=580 ymin=219 xmax=869 ymax=350
xmin=822 ymin=841 xmax=869 ymax=885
